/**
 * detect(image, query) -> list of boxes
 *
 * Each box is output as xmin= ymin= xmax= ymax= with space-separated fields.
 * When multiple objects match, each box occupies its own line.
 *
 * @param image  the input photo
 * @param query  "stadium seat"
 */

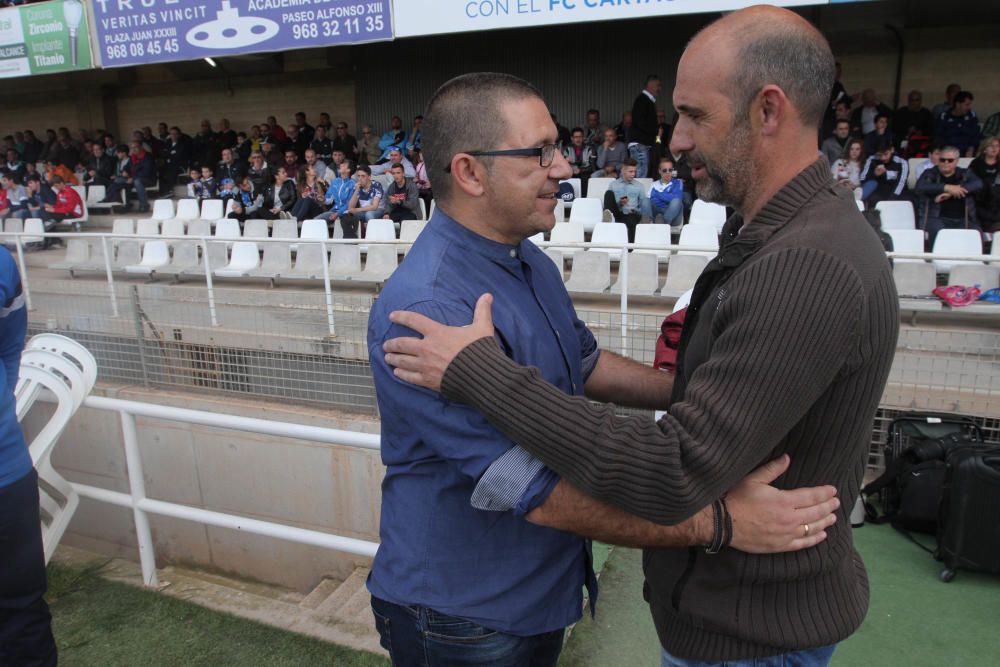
xmin=590 ymin=222 xmax=628 ymax=260
xmin=47 ymin=239 xmax=90 ymax=272
xmin=887 ymin=229 xmax=925 ymax=263
xmin=553 ymin=198 xmax=565 ymax=222
xmin=561 ymin=178 xmax=582 ymax=200
xmin=633 ymin=224 xmax=671 ymax=262
xmin=989 ymin=235 xmax=1000 ymax=265
xmin=875 ymin=201 xmax=915 ymax=230
xmin=526 ymin=232 xmax=544 ymax=246
xmin=243 ymin=219 xmax=269 ymax=239
xmin=300 ymin=218 xmax=329 ymax=240
xmin=906 ymin=158 xmax=923 ymax=190
xmin=329 ymin=244 xmax=361 ymax=280
xmin=248 ymin=241 xmax=292 ymax=286
xmin=677 ymin=223 xmax=719 ymax=259
xmin=125 ymin=240 xmax=170 ymax=275
xmin=931 ymin=229 xmax=983 ymax=274
xmin=285 ymin=242 xmax=326 ymax=280
xmin=3 ymin=218 xmax=24 ymax=242
xmin=958 ymin=157 xmax=972 ymax=169
xmin=71 ymin=185 xmax=86 ymax=203
xmin=429 ymin=200 xmax=436 ymax=218
xmin=673 ymin=288 xmax=694 ymax=312
xmin=22 ymin=219 xmax=45 ymax=244
xmin=364 ymin=219 xmax=397 ymax=254
xmin=135 ymin=219 xmax=160 ymax=237
xmin=112 ymin=240 xmax=142 ymax=270
xmin=689 ymin=200 xmax=727 ymax=232
xmin=224 ymin=198 xmax=237 ymax=218
xmin=400 ymin=220 xmax=426 ymax=254
xmin=662 ymin=254 xmax=709 ymax=297
xmin=215 ymin=241 xmax=260 ymax=277
xmin=186 ymin=219 xmax=211 ymax=237
xmin=174 ymin=199 xmax=200 ymax=220
xmin=214 ymin=218 xmax=241 ymax=240
xmin=587 ymin=177 xmax=614 ymax=203
xmin=569 ymin=197 xmax=603 ymax=233
xmin=892 ymin=263 xmax=940 ymax=311
xmin=418 ymin=199 xmax=427 ymax=220
xmin=610 ymin=251 xmax=660 ymax=296
xmin=184 ymin=242 xmax=228 ymax=277
xmin=154 ymin=241 xmax=199 ymax=281
xmin=70 ymin=239 xmax=109 ymax=275
xmin=349 ymin=244 xmax=397 ymax=283
xmin=544 ymin=248 xmax=565 ymax=274
xmin=949 ymin=265 xmax=1000 ymax=290
xmin=564 ymin=250 xmax=611 ymax=293
xmin=272 ymin=219 xmax=298 ymax=240
xmin=111 ymin=219 xmax=135 ymax=235
xmin=85 ymin=185 xmax=106 ymax=207
xmin=635 ymin=177 xmax=653 ymax=192
xmin=856 ymin=199 xmax=865 ymax=212
xmin=151 ymin=199 xmax=174 ymax=221
xmin=161 ymin=219 xmax=186 ymax=238
xmin=200 ymin=199 xmax=224 ymax=221
xmin=549 ymin=221 xmax=585 ymax=257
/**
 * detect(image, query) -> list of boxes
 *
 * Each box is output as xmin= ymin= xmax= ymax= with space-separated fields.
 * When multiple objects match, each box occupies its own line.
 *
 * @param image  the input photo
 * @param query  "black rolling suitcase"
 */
xmin=936 ymin=445 xmax=1000 ymax=582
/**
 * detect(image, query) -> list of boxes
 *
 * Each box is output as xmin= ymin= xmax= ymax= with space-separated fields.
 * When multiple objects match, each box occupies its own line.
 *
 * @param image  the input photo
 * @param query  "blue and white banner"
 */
xmin=393 ymin=0 xmax=823 ymax=38
xmin=92 ymin=0 xmax=392 ymax=68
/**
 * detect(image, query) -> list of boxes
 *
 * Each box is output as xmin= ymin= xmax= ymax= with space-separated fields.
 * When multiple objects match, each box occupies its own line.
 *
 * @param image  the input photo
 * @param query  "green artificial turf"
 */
xmin=46 ymin=560 xmax=389 ymax=667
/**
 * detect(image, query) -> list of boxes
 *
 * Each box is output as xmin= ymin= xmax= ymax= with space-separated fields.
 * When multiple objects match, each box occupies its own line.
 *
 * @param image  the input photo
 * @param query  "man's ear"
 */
xmin=758 ymin=85 xmax=789 ymax=137
xmin=450 ymin=155 xmax=486 ymax=198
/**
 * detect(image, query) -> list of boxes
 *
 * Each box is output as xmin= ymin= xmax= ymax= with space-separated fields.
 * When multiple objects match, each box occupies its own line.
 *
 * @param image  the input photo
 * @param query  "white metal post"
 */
xmin=619 ymin=243 xmax=629 ymax=356
xmin=99 ymin=236 xmax=119 ymax=317
xmin=14 ymin=236 xmax=33 ymax=311
xmin=201 ymin=238 xmax=220 ymax=327
xmin=119 ymin=411 xmax=159 ymax=587
xmin=320 ymin=240 xmax=336 ymax=337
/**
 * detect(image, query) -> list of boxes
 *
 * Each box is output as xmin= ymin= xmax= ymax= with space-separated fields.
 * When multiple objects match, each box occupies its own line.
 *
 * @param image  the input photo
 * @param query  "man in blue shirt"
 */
xmin=0 ymin=247 xmax=58 ymax=666
xmin=324 ymin=160 xmax=356 ymax=233
xmin=368 ymin=73 xmax=838 ymax=667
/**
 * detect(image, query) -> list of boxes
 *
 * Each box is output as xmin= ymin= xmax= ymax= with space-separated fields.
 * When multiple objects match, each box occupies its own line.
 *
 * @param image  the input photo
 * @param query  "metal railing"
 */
xmin=62 ymin=393 xmax=380 ymax=588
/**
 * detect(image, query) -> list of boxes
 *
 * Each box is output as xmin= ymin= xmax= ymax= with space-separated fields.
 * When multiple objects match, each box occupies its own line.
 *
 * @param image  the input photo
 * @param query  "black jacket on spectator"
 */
xmin=849 ymin=103 xmax=892 ymax=136
xmin=248 ymin=165 xmax=272 ymax=193
xmin=218 ymin=130 xmax=237 ymax=149
xmin=262 ymin=180 xmax=297 ymax=212
xmin=630 ymin=92 xmax=658 ymax=146
xmin=85 ymin=153 xmax=115 ymax=184
xmin=332 ymin=134 xmax=358 ymax=159
xmin=165 ymin=136 xmax=192 ymax=174
xmin=893 ymin=106 xmax=933 ymax=141
xmin=310 ymin=137 xmax=333 ymax=162
xmin=21 ymin=138 xmax=43 ymax=164
xmin=216 ymin=160 xmax=246 ymax=185
xmin=53 ymin=142 xmax=80 ymax=170
xmin=191 ymin=132 xmax=220 ymax=169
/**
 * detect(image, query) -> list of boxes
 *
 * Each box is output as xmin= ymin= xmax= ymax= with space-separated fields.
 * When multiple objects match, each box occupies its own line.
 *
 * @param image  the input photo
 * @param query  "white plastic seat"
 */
xmin=635 ymin=177 xmax=653 ymax=192
xmin=418 ymin=199 xmax=427 ymax=220
xmin=364 ymin=219 xmax=397 ymax=254
xmin=887 ymin=229 xmax=925 ymax=263
xmin=677 ymin=223 xmax=720 ymax=259
xmin=174 ymin=198 xmax=200 ymax=220
xmin=350 ymin=244 xmax=397 ymax=282
xmin=86 ymin=184 xmax=106 ymax=206
xmin=224 ymin=198 xmax=237 ymax=217
xmin=544 ymin=248 xmax=565 ymax=275
xmin=125 ymin=240 xmax=170 ymax=274
xmin=906 ymin=158 xmax=923 ymax=190
xmin=526 ymin=232 xmax=545 ymax=246
xmin=71 ymin=185 xmax=86 ymax=205
xmin=71 ymin=239 xmax=109 ymax=274
xmin=22 ymin=218 xmax=45 ymax=244
xmin=875 ymin=201 xmax=915 ymax=231
xmin=112 ymin=218 xmax=135 ymax=235
xmin=214 ymin=218 xmax=241 ymax=239
xmin=553 ymin=198 xmax=565 ymax=223
xmin=931 ymin=229 xmax=983 ymax=274
xmin=248 ymin=241 xmax=291 ymax=285
xmin=590 ymin=222 xmax=629 ymax=261
xmin=243 ymin=219 xmax=269 ymax=239
xmin=549 ymin=221 xmax=585 ymax=257
xmin=856 ymin=199 xmax=866 ymax=212
xmin=587 ymin=177 xmax=614 ymax=203
xmin=662 ymin=254 xmax=709 ymax=297
xmin=564 ymin=250 xmax=611 ymax=293
xmin=3 ymin=219 xmax=24 ymax=246
xmin=113 ymin=240 xmax=142 ymax=270
xmin=161 ymin=219 xmax=186 ymax=240
xmin=151 ymin=199 xmax=175 ymax=221
xmin=186 ymin=219 xmax=211 ymax=238
xmin=200 ymin=199 xmax=224 ymax=221
xmin=400 ymin=220 xmax=427 ymax=254
xmin=272 ymin=219 xmax=298 ymax=240
xmin=893 ymin=262 xmax=938 ymax=301
xmin=949 ymin=265 xmax=1000 ymax=291
xmin=689 ymin=200 xmax=727 ymax=233
xmin=673 ymin=288 xmax=694 ymax=313
xmin=329 ymin=244 xmax=362 ymax=279
xmin=156 ymin=241 xmax=202 ymax=278
xmin=610 ymin=251 xmax=660 ymax=296
xmin=568 ymin=197 xmax=603 ymax=234
xmin=215 ymin=241 xmax=260 ymax=277
xmin=136 ymin=219 xmax=160 ymax=237
xmin=300 ymin=218 xmax=329 ymax=240
xmin=634 ymin=224 xmax=672 ymax=262
xmin=47 ymin=239 xmax=90 ymax=271
xmin=26 ymin=334 xmax=98 ymax=392
xmin=286 ymin=242 xmax=327 ymax=279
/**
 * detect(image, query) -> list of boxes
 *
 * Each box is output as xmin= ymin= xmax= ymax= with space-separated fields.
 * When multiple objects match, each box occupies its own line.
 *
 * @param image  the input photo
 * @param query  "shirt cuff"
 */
xmin=581 ymin=347 xmax=601 ymax=383
xmin=471 ymin=446 xmax=560 ymax=516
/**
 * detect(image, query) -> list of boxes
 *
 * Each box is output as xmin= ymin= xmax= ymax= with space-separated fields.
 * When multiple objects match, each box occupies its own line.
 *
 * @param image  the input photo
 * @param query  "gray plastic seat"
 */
xmin=949 ymin=264 xmax=1000 ymax=290
xmin=329 ymin=244 xmax=362 ymax=280
xmin=248 ymin=242 xmax=292 ymax=286
xmin=893 ymin=262 xmax=941 ymax=312
xmin=243 ymin=219 xmax=269 ymax=239
xmin=48 ymin=239 xmax=90 ymax=272
xmin=112 ymin=241 xmax=142 ymax=270
xmin=156 ymin=241 xmax=201 ymax=279
xmin=610 ymin=252 xmax=661 ymax=296
xmin=349 ymin=244 xmax=398 ymax=283
xmin=272 ymin=219 xmax=298 ymax=240
xmin=564 ymin=250 xmax=611 ymax=293
xmin=187 ymin=219 xmax=211 ymax=238
xmin=661 ymin=254 xmax=708 ymax=297
xmin=285 ymin=242 xmax=327 ymax=280
xmin=181 ymin=242 xmax=228 ymax=278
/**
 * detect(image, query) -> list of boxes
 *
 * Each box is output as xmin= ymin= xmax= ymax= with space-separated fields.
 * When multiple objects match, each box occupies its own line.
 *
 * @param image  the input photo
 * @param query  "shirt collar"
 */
xmin=643 ymin=89 xmax=656 ymax=103
xmin=430 ymin=208 xmax=523 ymax=265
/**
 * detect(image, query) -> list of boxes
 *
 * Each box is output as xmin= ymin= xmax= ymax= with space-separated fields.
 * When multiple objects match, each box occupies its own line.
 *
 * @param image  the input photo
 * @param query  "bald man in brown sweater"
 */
xmin=383 ymin=6 xmax=898 ymax=666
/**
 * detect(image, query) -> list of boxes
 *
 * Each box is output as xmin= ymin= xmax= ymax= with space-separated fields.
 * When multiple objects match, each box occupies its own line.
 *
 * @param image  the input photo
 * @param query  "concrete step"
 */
xmin=314 ymin=566 xmax=371 ymax=624
xmin=299 ymin=576 xmax=341 ymax=610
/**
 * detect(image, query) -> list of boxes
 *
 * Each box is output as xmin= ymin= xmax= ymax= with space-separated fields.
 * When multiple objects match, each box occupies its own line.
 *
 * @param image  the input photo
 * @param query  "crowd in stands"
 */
xmin=2 ymin=71 xmax=998 ymax=246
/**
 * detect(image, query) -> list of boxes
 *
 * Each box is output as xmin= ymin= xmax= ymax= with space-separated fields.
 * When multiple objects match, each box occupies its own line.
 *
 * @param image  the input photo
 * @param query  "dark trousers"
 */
xmin=371 ymin=596 xmax=563 ymax=667
xmin=0 ymin=469 xmax=58 ymax=667
xmin=339 ymin=212 xmax=362 ymax=239
xmin=923 ymin=216 xmax=983 ymax=246
xmin=603 ymin=191 xmax=642 ymax=242
xmin=387 ymin=207 xmax=417 ymax=224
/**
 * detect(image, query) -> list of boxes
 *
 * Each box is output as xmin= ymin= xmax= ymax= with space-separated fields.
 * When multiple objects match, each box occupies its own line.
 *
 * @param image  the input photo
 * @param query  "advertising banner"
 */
xmin=0 ymin=0 xmax=92 ymax=79
xmin=91 ymin=0 xmax=392 ymax=68
xmin=393 ymin=0 xmax=823 ymax=38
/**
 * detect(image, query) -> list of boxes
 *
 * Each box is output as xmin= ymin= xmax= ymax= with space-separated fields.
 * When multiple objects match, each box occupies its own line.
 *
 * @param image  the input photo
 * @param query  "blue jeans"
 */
xmin=652 ymin=198 xmax=684 ymax=227
xmin=629 ymin=143 xmax=650 ymax=179
xmin=661 ymin=644 xmax=836 ymax=667
xmin=371 ymin=596 xmax=564 ymax=667
xmin=860 ymin=180 xmax=878 ymax=201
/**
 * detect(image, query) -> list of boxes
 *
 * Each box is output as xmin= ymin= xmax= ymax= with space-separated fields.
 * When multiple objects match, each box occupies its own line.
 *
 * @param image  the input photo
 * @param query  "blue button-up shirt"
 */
xmin=367 ymin=210 xmax=600 ymax=636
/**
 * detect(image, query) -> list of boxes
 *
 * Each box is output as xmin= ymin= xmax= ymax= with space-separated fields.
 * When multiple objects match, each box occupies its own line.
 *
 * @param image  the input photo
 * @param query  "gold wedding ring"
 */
xmin=803 ymin=523 xmax=811 ymax=536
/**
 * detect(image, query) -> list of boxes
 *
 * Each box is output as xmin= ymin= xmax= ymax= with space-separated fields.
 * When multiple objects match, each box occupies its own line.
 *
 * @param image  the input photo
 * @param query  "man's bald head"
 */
xmin=693 ymin=6 xmax=834 ymax=130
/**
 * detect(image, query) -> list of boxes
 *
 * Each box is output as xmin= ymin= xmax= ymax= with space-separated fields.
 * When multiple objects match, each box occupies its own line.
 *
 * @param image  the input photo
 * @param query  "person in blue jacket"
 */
xmin=0 ymin=246 xmax=58 ymax=666
xmin=648 ymin=157 xmax=686 ymax=227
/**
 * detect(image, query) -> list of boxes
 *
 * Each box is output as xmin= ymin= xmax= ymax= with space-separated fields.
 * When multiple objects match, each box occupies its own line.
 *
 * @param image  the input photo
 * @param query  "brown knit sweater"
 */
xmin=440 ymin=159 xmax=899 ymax=660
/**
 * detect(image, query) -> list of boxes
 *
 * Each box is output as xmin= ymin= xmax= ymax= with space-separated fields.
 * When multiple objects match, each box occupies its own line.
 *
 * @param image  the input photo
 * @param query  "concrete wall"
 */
xmin=24 ymin=384 xmax=383 ymax=593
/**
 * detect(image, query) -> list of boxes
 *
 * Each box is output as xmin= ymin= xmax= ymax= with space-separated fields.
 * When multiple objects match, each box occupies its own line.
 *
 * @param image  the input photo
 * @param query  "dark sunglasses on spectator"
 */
xmin=939 ymin=158 xmax=957 ymax=163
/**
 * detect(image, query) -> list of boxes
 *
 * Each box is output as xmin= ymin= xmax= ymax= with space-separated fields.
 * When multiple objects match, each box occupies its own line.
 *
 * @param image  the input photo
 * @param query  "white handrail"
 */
xmin=53 ymin=393 xmax=381 ymax=587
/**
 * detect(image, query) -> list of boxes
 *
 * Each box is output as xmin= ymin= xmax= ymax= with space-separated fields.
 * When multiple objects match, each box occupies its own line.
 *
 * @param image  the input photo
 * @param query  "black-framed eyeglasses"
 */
xmin=939 ymin=157 xmax=957 ymax=163
xmin=444 ymin=144 xmax=557 ymax=173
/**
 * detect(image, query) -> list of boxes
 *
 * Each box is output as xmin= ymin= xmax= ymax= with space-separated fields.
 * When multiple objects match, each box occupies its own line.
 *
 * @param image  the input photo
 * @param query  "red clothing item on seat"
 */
xmin=653 ymin=307 xmax=686 ymax=373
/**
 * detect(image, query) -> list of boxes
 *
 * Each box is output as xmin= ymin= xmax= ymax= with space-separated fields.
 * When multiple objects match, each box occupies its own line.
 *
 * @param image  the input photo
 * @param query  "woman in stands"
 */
xmin=970 ymin=136 xmax=999 ymax=233
xmin=832 ymin=138 xmax=865 ymax=200
xmin=412 ymin=148 xmax=433 ymax=216
xmin=290 ymin=164 xmax=327 ymax=221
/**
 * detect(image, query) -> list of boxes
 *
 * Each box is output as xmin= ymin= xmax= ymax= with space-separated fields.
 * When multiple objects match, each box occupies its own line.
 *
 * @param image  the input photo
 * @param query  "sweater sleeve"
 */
xmin=440 ymin=248 xmax=864 ymax=525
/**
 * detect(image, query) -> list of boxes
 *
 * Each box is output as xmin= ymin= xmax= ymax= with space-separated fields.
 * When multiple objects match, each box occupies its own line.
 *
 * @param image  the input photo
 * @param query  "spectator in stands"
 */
xmin=266 ymin=117 xmax=286 ymax=144
xmin=969 ymin=136 xmax=999 ymax=233
xmin=258 ymin=123 xmax=277 ymax=152
xmin=191 ymin=119 xmax=218 ymax=169
xmin=217 ymin=148 xmax=245 ymax=184
xmin=412 ymin=148 xmax=433 ymax=215
xmin=282 ymin=150 xmax=301 ymax=181
xmin=630 ymin=75 xmax=661 ymax=178
xmin=261 ymin=167 xmax=297 ymax=220
xmin=228 ymin=176 xmax=264 ymax=225
xmin=218 ymin=118 xmax=237 ymax=149
xmin=310 ymin=125 xmax=333 ymax=163
xmin=185 ymin=168 xmax=204 ymax=198
xmin=261 ymin=140 xmax=284 ymax=169
xmin=605 ymin=158 xmax=650 ymax=242
xmin=832 ymin=138 xmax=865 ymax=200
xmin=248 ymin=125 xmax=263 ymax=155
xmin=1 ymin=173 xmax=28 ymax=220
xmin=318 ymin=112 xmax=332 ymax=132
xmin=126 ymin=141 xmax=155 ymax=213
xmin=295 ymin=112 xmax=314 ymax=143
xmin=863 ymin=113 xmax=894 ymax=156
xmin=303 ymin=149 xmax=329 ymax=183
xmin=192 ymin=166 xmax=218 ymax=200
xmin=383 ymin=163 xmax=421 ymax=223
xmin=332 ymin=122 xmax=359 ymax=161
xmin=290 ymin=164 xmax=327 ymax=222
xmin=286 ymin=125 xmax=309 ymax=160
xmin=850 ymin=89 xmax=891 ymax=136
xmin=164 ymin=126 xmax=191 ymax=188
xmin=406 ymin=115 xmax=423 ymax=156
xmin=650 ymin=109 xmax=672 ymax=169
xmin=371 ymin=148 xmax=416 ymax=178
xmin=893 ymin=90 xmax=933 ymax=148
xmin=218 ymin=178 xmax=237 ymax=207
xmin=550 ymin=114 xmax=570 ymax=148
xmin=648 ymin=157 xmax=684 ymax=227
xmin=40 ymin=175 xmax=82 ymax=244
xmin=930 ymin=83 xmax=961 ymax=120
xmin=340 ymin=165 xmax=383 ymax=238
xmin=583 ymin=109 xmax=602 ymax=148
xmin=595 ymin=127 xmax=627 ymax=179
xmin=3 ymin=149 xmax=26 ymax=179
xmin=562 ymin=127 xmax=595 ymax=185
xmin=100 ymin=144 xmax=131 ymax=206
xmin=0 ymin=186 xmax=8 ymax=220
xmin=915 ymin=145 xmax=942 ymax=181
xmin=21 ymin=130 xmax=43 ymax=165
xmin=45 ymin=159 xmax=77 ymax=186
xmin=983 ymin=111 xmax=1000 ymax=141
xmin=820 ymin=97 xmax=853 ymax=141
xmin=668 ymin=148 xmax=696 ymax=214
xmin=51 ymin=134 xmax=79 ymax=171
xmin=357 ymin=125 xmax=381 ymax=166
xmin=83 ymin=142 xmax=113 ymax=187
xmin=616 ymin=112 xmax=632 ymax=143
xmin=329 ymin=149 xmax=348 ymax=178
xmin=377 ymin=117 xmax=408 ymax=162
xmin=915 ymin=145 xmax=983 ymax=243
xmin=23 ymin=174 xmax=45 ymax=219
xmin=41 ymin=129 xmax=57 ymax=162
xmin=324 ymin=159 xmax=356 ymax=232
xmin=156 ymin=122 xmax=169 ymax=143
xmin=247 ymin=152 xmax=271 ymax=192
xmin=861 ymin=140 xmax=909 ymax=207
xmin=234 ymin=132 xmax=251 ymax=164
xmin=142 ymin=126 xmax=164 ymax=158
xmin=934 ymin=91 xmax=981 ymax=157
xmin=821 ymin=119 xmax=851 ymax=165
